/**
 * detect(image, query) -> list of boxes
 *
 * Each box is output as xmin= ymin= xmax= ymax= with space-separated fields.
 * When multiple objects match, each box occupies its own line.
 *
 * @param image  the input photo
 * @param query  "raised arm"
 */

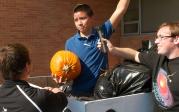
xmin=109 ymin=0 xmax=130 ymax=30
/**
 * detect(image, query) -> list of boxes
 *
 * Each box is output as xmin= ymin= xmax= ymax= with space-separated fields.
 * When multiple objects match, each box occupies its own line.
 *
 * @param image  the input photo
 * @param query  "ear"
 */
xmin=174 ymin=36 xmax=179 ymax=45
xmin=20 ymin=63 xmax=31 ymax=80
xmin=26 ymin=63 xmax=31 ymax=74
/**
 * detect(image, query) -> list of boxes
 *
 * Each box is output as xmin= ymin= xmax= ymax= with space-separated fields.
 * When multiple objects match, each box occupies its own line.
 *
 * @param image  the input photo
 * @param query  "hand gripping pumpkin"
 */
xmin=50 ymin=50 xmax=81 ymax=80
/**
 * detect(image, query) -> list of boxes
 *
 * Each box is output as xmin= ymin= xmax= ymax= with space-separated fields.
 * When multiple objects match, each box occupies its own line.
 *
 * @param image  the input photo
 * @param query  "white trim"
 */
xmin=29 ymin=83 xmax=43 ymax=89
xmin=16 ymin=85 xmax=43 ymax=112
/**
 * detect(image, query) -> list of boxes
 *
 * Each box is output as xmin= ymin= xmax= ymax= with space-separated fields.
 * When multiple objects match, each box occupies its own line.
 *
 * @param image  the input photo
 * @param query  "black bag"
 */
xmin=94 ymin=61 xmax=152 ymax=99
xmin=94 ymin=40 xmax=155 ymax=99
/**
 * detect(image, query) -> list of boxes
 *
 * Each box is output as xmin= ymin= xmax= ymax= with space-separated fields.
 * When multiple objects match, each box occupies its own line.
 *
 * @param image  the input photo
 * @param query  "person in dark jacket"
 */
xmin=0 ymin=43 xmax=68 ymax=112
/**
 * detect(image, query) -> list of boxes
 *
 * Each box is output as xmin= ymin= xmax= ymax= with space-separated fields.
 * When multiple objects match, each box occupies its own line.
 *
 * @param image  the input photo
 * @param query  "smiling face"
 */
xmin=155 ymin=26 xmax=176 ymax=57
xmin=73 ymin=11 xmax=93 ymax=35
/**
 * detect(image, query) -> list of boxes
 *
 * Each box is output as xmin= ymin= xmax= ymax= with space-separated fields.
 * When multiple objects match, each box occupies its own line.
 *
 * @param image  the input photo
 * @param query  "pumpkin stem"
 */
xmin=62 ymin=65 xmax=71 ymax=74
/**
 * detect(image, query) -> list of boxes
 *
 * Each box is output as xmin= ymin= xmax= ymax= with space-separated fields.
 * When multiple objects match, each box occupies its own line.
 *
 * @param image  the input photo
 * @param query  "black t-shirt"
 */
xmin=139 ymin=52 xmax=179 ymax=112
xmin=0 ymin=80 xmax=68 ymax=112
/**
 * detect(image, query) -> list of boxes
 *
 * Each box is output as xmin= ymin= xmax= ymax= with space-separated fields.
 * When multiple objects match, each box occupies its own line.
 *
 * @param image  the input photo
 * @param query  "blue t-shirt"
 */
xmin=65 ymin=20 xmax=113 ymax=96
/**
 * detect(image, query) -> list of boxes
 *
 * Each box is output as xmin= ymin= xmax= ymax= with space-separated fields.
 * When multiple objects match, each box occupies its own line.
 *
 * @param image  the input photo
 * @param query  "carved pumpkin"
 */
xmin=50 ymin=50 xmax=81 ymax=80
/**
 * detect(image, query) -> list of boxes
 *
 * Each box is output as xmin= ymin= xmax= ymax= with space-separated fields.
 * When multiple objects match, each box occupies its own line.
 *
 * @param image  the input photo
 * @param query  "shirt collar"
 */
xmin=76 ymin=28 xmax=97 ymax=40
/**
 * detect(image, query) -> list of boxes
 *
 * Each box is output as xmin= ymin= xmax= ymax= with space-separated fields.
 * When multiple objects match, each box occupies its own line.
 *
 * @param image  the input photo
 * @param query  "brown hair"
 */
xmin=158 ymin=22 xmax=179 ymax=37
xmin=0 ymin=43 xmax=31 ymax=80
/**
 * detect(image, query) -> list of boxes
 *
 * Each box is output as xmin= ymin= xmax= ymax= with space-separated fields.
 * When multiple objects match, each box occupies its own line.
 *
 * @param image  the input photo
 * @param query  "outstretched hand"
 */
xmin=44 ymin=87 xmax=63 ymax=93
xmin=97 ymin=38 xmax=114 ymax=52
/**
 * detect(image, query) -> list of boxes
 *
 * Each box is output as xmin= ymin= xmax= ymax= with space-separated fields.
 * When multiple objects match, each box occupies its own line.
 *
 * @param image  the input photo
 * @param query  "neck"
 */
xmin=19 ymin=73 xmax=29 ymax=81
xmin=167 ymin=47 xmax=179 ymax=59
xmin=80 ymin=29 xmax=93 ymax=38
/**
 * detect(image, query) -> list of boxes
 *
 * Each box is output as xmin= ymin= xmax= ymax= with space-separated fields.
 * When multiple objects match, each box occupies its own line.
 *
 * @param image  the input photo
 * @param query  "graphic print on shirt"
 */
xmin=153 ymin=68 xmax=174 ymax=108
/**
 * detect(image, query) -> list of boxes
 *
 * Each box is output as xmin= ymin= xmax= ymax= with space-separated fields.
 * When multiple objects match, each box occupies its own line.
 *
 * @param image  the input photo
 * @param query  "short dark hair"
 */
xmin=0 ymin=43 xmax=31 ymax=80
xmin=73 ymin=4 xmax=94 ymax=17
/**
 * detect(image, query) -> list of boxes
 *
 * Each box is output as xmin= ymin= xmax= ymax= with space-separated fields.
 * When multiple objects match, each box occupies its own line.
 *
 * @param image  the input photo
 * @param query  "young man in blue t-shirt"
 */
xmin=62 ymin=0 xmax=130 ymax=96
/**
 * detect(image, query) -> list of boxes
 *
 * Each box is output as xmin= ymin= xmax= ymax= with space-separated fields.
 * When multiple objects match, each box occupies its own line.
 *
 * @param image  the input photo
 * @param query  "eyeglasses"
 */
xmin=155 ymin=35 xmax=175 ymax=41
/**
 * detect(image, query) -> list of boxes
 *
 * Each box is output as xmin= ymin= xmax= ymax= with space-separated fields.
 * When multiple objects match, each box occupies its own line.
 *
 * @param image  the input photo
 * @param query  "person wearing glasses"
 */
xmin=0 ymin=43 xmax=67 ymax=112
xmin=61 ymin=0 xmax=131 ymax=97
xmin=98 ymin=22 xmax=179 ymax=112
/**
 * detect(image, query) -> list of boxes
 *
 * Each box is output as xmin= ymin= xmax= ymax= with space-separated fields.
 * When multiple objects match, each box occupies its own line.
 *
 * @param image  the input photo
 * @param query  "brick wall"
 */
xmin=0 ymin=0 xmax=153 ymax=84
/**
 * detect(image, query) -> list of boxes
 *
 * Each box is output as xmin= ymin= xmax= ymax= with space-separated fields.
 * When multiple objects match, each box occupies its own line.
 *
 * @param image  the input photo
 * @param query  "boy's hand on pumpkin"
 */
xmin=52 ymin=75 xmax=69 ymax=84
xmin=52 ymin=75 xmax=73 ymax=93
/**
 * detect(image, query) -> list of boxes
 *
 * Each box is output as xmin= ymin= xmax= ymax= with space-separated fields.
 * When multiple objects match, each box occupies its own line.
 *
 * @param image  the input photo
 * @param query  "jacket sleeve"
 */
xmin=45 ymin=91 xmax=68 ymax=112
